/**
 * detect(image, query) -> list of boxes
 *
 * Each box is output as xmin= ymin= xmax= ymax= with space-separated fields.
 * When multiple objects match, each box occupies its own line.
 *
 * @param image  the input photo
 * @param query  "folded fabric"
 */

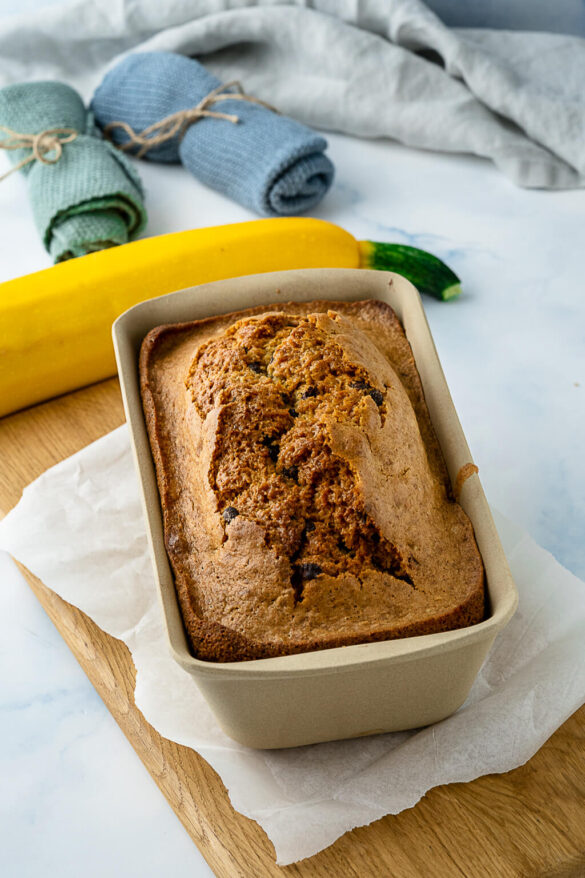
xmin=1 ymin=1 xmax=584 ymax=190
xmin=0 ymin=81 xmax=146 ymax=263
xmin=91 ymin=52 xmax=334 ymax=217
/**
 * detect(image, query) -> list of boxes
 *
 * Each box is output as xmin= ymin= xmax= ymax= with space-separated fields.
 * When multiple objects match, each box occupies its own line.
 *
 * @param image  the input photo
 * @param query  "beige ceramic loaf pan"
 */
xmin=113 ymin=268 xmax=518 ymax=749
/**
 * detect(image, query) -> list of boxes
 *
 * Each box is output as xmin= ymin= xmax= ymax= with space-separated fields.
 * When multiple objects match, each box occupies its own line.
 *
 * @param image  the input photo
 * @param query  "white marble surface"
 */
xmin=1 ymin=108 xmax=584 ymax=876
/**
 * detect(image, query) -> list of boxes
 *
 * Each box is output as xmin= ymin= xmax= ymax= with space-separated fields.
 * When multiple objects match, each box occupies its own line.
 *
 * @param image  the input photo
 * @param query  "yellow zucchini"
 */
xmin=0 ymin=218 xmax=460 ymax=417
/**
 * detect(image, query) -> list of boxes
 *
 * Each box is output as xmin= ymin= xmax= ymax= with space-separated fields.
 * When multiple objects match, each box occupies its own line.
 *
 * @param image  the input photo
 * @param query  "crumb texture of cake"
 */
xmin=140 ymin=300 xmax=485 ymax=661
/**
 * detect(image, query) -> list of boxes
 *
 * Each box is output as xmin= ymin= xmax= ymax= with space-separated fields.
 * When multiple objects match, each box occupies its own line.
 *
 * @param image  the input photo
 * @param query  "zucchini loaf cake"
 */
xmin=140 ymin=299 xmax=484 ymax=662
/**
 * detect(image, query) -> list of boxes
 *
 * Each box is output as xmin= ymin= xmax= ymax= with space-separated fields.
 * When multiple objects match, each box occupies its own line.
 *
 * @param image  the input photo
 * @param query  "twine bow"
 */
xmin=103 ymin=81 xmax=278 ymax=159
xmin=0 ymin=126 xmax=78 ymax=181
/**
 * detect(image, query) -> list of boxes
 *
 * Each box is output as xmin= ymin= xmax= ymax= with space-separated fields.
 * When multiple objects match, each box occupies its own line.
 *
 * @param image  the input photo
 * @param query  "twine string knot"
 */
xmin=103 ymin=81 xmax=278 ymax=159
xmin=0 ymin=126 xmax=79 ymax=181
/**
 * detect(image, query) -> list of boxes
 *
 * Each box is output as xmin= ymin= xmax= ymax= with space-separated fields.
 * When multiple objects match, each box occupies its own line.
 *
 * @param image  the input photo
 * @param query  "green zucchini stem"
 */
xmin=366 ymin=240 xmax=462 ymax=301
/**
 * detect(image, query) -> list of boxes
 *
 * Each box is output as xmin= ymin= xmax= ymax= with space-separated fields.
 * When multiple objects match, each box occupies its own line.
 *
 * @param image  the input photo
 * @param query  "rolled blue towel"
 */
xmin=91 ymin=52 xmax=334 ymax=217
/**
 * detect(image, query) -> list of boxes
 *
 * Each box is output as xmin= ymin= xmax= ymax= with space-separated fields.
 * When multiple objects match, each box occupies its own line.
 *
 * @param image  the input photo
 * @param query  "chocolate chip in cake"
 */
xmin=261 ymin=438 xmax=280 ymax=462
xmin=281 ymin=465 xmax=299 ymax=482
xmin=350 ymin=379 xmax=383 ymax=406
xmin=222 ymin=506 xmax=239 ymax=523
xmin=261 ymin=435 xmax=280 ymax=462
xmin=248 ymin=361 xmax=264 ymax=374
xmin=298 ymin=562 xmax=322 ymax=580
xmin=288 ymin=408 xmax=299 ymax=418
xmin=302 ymin=385 xmax=318 ymax=398
xmin=304 ymin=519 xmax=316 ymax=532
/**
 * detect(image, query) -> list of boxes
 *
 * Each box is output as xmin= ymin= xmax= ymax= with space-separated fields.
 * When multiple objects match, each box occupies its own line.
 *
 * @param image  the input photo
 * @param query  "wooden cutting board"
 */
xmin=1 ymin=378 xmax=584 ymax=878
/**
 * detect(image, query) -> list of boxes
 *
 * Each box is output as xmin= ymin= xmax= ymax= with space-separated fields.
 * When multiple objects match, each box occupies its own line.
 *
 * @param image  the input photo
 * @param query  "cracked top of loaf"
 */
xmin=140 ymin=299 xmax=485 ymax=662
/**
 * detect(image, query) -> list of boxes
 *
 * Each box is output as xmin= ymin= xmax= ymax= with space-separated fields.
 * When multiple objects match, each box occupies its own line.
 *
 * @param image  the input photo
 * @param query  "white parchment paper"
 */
xmin=1 ymin=425 xmax=584 ymax=864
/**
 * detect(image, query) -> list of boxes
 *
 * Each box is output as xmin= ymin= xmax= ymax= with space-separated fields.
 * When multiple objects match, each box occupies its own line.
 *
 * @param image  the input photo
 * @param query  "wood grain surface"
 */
xmin=1 ymin=379 xmax=584 ymax=878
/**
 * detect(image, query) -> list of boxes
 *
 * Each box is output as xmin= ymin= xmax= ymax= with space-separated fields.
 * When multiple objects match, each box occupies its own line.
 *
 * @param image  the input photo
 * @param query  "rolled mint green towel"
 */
xmin=0 ymin=81 xmax=146 ymax=262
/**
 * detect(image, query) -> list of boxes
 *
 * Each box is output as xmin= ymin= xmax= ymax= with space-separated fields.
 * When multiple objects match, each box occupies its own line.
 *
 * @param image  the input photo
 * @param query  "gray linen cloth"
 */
xmin=0 ymin=0 xmax=583 ymax=189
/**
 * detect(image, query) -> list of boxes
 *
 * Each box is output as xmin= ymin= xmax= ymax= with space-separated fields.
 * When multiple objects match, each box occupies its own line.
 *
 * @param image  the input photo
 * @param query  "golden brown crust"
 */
xmin=455 ymin=462 xmax=480 ymax=501
xmin=140 ymin=299 xmax=485 ymax=662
